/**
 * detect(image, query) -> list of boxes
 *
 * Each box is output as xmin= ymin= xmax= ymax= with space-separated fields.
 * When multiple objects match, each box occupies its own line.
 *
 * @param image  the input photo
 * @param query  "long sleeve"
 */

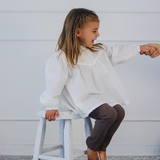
xmin=40 ymin=53 xmax=68 ymax=110
xmin=103 ymin=44 xmax=141 ymax=66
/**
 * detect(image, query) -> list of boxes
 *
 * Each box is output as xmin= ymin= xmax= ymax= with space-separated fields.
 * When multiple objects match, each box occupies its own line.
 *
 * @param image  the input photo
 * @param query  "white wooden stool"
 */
xmin=33 ymin=110 xmax=93 ymax=160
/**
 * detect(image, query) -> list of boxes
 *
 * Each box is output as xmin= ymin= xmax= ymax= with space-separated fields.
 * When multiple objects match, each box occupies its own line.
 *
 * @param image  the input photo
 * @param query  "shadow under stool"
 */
xmin=33 ymin=110 xmax=93 ymax=160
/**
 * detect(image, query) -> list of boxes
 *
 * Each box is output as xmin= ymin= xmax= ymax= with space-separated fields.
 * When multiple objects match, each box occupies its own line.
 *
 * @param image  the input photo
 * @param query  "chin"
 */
xmin=87 ymin=44 xmax=93 ymax=48
xmin=84 ymin=43 xmax=93 ymax=48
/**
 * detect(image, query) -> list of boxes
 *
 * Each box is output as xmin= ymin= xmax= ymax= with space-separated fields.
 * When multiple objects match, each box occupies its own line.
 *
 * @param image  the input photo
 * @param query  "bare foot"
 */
xmin=87 ymin=147 xmax=99 ymax=160
xmin=98 ymin=150 xmax=107 ymax=160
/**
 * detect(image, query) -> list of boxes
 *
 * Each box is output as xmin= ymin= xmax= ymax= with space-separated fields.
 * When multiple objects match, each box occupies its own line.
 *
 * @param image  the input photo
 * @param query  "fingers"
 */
xmin=140 ymin=45 xmax=151 ymax=55
xmin=56 ymin=110 xmax=59 ymax=118
xmin=147 ymin=46 xmax=156 ymax=56
xmin=48 ymin=115 xmax=55 ymax=121
xmin=45 ymin=113 xmax=53 ymax=121
xmin=147 ymin=43 xmax=160 ymax=57
xmin=148 ymin=46 xmax=159 ymax=58
xmin=147 ymin=43 xmax=159 ymax=50
xmin=150 ymin=46 xmax=156 ymax=54
xmin=47 ymin=116 xmax=55 ymax=122
xmin=150 ymin=50 xmax=160 ymax=58
xmin=45 ymin=110 xmax=59 ymax=122
xmin=47 ymin=115 xmax=55 ymax=121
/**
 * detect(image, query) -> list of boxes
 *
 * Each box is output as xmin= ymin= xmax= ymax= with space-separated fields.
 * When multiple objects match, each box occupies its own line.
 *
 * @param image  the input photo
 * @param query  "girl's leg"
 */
xmin=98 ymin=104 xmax=125 ymax=151
xmin=86 ymin=103 xmax=117 ymax=151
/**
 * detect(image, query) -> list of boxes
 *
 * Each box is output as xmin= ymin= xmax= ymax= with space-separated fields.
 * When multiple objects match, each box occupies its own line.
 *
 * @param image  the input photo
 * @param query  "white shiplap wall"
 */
xmin=0 ymin=0 xmax=160 ymax=156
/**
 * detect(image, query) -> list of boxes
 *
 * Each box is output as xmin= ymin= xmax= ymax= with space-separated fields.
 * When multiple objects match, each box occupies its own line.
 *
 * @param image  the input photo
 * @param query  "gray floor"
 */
xmin=0 ymin=155 xmax=160 ymax=160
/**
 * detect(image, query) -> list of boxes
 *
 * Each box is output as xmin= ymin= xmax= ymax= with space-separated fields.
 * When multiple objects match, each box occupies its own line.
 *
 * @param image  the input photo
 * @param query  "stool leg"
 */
xmin=59 ymin=119 xmax=65 ymax=158
xmin=33 ymin=117 xmax=46 ymax=160
xmin=64 ymin=119 xmax=73 ymax=160
xmin=84 ymin=117 xmax=93 ymax=138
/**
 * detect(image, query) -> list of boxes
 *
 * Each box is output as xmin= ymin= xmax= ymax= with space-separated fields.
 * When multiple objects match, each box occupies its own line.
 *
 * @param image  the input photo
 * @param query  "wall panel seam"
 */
xmin=0 ymin=39 xmax=160 ymax=42
xmin=1 ymin=143 xmax=160 ymax=146
xmin=1 ymin=118 xmax=160 ymax=122
xmin=0 ymin=10 xmax=160 ymax=13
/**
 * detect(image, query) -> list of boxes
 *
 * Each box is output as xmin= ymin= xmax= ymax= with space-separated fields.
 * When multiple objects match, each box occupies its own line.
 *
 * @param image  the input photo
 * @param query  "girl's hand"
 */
xmin=140 ymin=44 xmax=160 ymax=58
xmin=45 ymin=110 xmax=59 ymax=122
xmin=140 ymin=45 xmax=155 ymax=55
xmin=146 ymin=43 xmax=160 ymax=58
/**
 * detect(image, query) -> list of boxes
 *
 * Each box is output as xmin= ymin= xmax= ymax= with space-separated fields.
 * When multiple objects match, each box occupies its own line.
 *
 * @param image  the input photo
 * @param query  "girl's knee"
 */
xmin=109 ymin=108 xmax=117 ymax=122
xmin=106 ymin=107 xmax=117 ymax=123
xmin=113 ymin=104 xmax=125 ymax=120
xmin=90 ymin=103 xmax=118 ymax=122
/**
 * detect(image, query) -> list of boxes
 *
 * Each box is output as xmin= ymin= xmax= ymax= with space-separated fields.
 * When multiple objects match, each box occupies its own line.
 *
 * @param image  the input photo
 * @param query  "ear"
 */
xmin=76 ymin=28 xmax=81 ymax=37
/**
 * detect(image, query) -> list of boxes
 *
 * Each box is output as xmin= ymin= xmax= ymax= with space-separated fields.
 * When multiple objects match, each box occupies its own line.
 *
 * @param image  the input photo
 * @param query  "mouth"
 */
xmin=92 ymin=38 xmax=97 ymax=43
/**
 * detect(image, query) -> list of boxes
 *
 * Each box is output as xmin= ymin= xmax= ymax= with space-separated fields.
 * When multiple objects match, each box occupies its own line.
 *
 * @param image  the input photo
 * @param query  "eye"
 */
xmin=93 ymin=31 xmax=96 ymax=33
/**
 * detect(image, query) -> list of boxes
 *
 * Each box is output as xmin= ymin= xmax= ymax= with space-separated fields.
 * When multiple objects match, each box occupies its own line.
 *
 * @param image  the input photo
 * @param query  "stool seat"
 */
xmin=37 ymin=109 xmax=82 ymax=120
xmin=33 ymin=109 xmax=93 ymax=160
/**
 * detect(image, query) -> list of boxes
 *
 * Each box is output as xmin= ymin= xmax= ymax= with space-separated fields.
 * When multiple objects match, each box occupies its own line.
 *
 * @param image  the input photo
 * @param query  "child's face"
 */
xmin=77 ymin=21 xmax=100 ymax=48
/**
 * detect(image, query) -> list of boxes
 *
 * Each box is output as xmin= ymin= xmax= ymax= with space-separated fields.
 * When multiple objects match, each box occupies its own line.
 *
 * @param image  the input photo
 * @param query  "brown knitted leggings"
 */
xmin=86 ymin=103 xmax=125 ymax=151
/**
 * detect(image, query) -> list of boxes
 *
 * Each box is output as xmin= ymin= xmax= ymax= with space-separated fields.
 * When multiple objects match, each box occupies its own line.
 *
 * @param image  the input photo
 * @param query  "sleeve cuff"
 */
xmin=46 ymin=107 xmax=58 ymax=111
xmin=138 ymin=45 xmax=141 ymax=52
xmin=40 ymin=96 xmax=58 ymax=110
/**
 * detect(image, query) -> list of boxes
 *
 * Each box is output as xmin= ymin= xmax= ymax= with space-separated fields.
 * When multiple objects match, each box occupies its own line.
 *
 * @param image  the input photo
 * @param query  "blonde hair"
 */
xmin=57 ymin=8 xmax=103 ymax=68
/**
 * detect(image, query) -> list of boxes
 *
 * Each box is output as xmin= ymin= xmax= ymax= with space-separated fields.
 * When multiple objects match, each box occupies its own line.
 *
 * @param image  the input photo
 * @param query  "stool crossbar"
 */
xmin=33 ymin=110 xmax=93 ymax=160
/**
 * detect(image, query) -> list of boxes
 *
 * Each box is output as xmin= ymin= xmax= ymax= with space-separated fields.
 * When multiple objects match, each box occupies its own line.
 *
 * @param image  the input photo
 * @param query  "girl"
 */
xmin=40 ymin=8 xmax=160 ymax=160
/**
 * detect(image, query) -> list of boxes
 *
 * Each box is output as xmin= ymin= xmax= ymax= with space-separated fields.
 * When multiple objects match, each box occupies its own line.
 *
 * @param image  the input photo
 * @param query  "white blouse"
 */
xmin=40 ymin=44 xmax=140 ymax=118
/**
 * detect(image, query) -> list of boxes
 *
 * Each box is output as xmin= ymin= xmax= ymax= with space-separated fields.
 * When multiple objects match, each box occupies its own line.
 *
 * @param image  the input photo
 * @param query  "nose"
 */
xmin=97 ymin=31 xmax=100 ymax=37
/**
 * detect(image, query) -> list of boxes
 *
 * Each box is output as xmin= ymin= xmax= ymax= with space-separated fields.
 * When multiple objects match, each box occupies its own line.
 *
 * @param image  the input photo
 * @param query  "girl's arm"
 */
xmin=40 ymin=53 xmax=68 ymax=121
xmin=103 ymin=44 xmax=159 ymax=66
xmin=103 ymin=44 xmax=141 ymax=66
